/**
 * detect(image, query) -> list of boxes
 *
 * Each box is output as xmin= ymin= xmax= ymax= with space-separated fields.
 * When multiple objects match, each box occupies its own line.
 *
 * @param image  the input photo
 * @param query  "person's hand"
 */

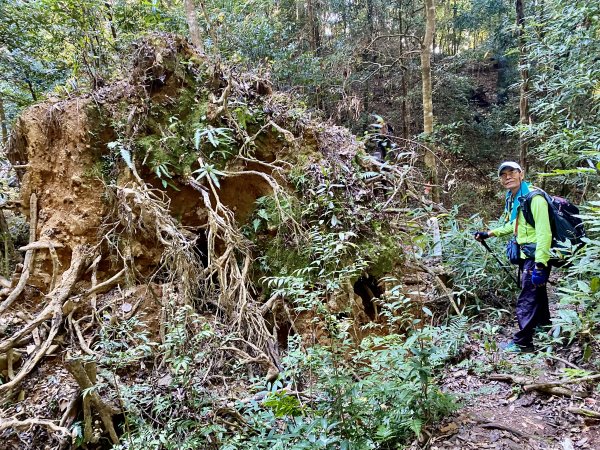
xmin=531 ymin=265 xmax=549 ymax=286
xmin=474 ymin=231 xmax=490 ymax=241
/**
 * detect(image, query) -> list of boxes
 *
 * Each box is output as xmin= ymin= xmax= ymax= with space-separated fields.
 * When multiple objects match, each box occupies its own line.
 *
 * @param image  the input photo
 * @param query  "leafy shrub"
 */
xmin=438 ymin=207 xmax=518 ymax=308
xmin=223 ymin=328 xmax=459 ymax=450
xmin=551 ymin=196 xmax=600 ymax=364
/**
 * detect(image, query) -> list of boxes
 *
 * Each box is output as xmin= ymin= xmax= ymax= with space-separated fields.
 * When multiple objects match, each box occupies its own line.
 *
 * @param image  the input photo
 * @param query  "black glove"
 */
xmin=474 ymin=231 xmax=490 ymax=241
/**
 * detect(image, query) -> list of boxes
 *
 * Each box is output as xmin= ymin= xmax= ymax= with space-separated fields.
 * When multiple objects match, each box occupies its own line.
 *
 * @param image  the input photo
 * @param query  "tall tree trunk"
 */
xmin=516 ymin=0 xmax=529 ymax=172
xmin=0 ymin=96 xmax=7 ymax=147
xmin=307 ymin=0 xmax=320 ymax=53
xmin=185 ymin=0 xmax=204 ymax=53
xmin=398 ymin=5 xmax=410 ymax=139
xmin=366 ymin=0 xmax=374 ymax=37
xmin=452 ymin=0 xmax=458 ymax=54
xmin=421 ymin=0 xmax=439 ymax=202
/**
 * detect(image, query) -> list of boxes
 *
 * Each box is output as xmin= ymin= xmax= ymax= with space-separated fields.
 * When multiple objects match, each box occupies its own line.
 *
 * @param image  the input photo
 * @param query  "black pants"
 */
xmin=513 ymin=258 xmax=551 ymax=347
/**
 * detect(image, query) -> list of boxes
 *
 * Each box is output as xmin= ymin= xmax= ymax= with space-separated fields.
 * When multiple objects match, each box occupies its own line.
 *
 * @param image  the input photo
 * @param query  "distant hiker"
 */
xmin=474 ymin=162 xmax=552 ymax=352
xmin=369 ymin=117 xmax=396 ymax=161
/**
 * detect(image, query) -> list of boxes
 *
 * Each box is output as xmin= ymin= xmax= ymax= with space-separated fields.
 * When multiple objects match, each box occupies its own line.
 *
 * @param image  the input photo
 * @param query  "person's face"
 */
xmin=499 ymin=168 xmax=524 ymax=193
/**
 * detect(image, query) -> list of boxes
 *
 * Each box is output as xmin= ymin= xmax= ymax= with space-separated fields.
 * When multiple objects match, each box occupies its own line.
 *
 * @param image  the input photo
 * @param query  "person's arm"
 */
xmin=530 ymin=195 xmax=552 ymax=266
xmin=489 ymin=220 xmax=515 ymax=238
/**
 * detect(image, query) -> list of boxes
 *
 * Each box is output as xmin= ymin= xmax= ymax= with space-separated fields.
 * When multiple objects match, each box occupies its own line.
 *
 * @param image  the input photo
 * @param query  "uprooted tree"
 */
xmin=0 ymin=35 xmax=454 ymax=448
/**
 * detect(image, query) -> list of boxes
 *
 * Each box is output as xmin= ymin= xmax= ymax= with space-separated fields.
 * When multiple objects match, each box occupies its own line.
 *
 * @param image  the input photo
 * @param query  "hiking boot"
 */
xmin=499 ymin=340 xmax=535 ymax=353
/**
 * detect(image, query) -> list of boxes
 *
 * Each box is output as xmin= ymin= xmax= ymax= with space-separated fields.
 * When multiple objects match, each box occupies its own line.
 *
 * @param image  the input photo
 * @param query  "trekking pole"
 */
xmin=478 ymin=239 xmax=520 ymax=287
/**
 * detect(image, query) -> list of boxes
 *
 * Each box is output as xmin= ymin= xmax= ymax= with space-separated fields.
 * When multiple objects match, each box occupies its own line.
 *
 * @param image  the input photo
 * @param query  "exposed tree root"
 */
xmin=0 ymin=245 xmax=92 ymax=401
xmin=187 ymin=167 xmax=273 ymax=351
xmin=65 ymin=358 xmax=120 ymax=444
xmin=489 ymin=373 xmax=595 ymax=398
xmin=0 ymin=417 xmax=70 ymax=437
xmin=0 ymin=193 xmax=37 ymax=315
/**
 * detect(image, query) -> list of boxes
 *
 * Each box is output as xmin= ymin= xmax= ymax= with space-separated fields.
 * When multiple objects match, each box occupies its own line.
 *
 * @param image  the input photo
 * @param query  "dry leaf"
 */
xmin=440 ymin=422 xmax=459 ymax=434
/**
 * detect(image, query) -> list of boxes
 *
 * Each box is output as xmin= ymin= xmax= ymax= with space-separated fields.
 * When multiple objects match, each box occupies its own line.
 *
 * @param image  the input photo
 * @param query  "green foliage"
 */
xmin=439 ymin=207 xmax=517 ymax=305
xmin=94 ymin=316 xmax=156 ymax=369
xmin=223 ymin=328 xmax=458 ymax=449
xmin=551 ymin=197 xmax=600 ymax=362
xmin=517 ymin=0 xmax=600 ymax=180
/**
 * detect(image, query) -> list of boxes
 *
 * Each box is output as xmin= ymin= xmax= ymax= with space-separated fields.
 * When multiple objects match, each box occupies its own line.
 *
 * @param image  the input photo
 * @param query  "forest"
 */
xmin=0 ymin=0 xmax=599 ymax=449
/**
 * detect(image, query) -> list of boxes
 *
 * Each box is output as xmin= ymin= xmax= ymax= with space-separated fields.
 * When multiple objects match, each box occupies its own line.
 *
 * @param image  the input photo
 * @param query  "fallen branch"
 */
xmin=416 ymin=263 xmax=461 ymax=315
xmin=523 ymin=373 xmax=600 ymax=389
xmin=567 ymin=407 xmax=600 ymax=419
xmin=489 ymin=373 xmax=532 ymax=384
xmin=544 ymin=354 xmax=581 ymax=370
xmin=480 ymin=422 xmax=535 ymax=440
xmin=18 ymin=241 xmax=64 ymax=251
xmin=490 ymin=373 xmax=590 ymax=398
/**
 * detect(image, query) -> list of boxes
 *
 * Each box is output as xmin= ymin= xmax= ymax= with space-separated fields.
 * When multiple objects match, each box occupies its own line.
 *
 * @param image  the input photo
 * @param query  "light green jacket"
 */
xmin=490 ymin=195 xmax=553 ymax=265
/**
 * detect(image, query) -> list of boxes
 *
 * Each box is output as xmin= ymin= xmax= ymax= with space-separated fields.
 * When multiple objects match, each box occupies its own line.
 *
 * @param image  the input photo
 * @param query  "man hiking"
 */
xmin=474 ymin=162 xmax=552 ymax=352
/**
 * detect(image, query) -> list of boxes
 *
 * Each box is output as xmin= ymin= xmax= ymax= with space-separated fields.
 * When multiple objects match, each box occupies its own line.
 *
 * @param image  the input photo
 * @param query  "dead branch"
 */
xmin=489 ymin=373 xmax=532 ymax=384
xmin=523 ymin=373 xmax=600 ymax=391
xmin=260 ymin=294 xmax=280 ymax=316
xmin=479 ymin=422 xmax=535 ymax=440
xmin=18 ymin=241 xmax=64 ymax=251
xmin=65 ymin=358 xmax=120 ymax=444
xmin=490 ymin=373 xmax=590 ymax=398
xmin=415 ymin=262 xmax=461 ymax=315
xmin=70 ymin=315 xmax=96 ymax=356
xmin=82 ymin=267 xmax=126 ymax=297
xmin=567 ymin=407 xmax=600 ymax=419
xmin=0 ymin=417 xmax=70 ymax=436
xmin=0 ymin=193 xmax=37 ymax=315
xmin=545 ymin=354 xmax=581 ymax=370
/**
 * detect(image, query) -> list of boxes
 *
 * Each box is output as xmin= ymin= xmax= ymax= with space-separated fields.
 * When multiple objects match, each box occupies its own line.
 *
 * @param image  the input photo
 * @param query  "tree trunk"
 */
xmin=366 ymin=0 xmax=374 ymax=37
xmin=398 ymin=6 xmax=410 ymax=139
xmin=421 ymin=0 xmax=439 ymax=202
xmin=0 ymin=96 xmax=7 ymax=147
xmin=516 ymin=0 xmax=529 ymax=173
xmin=184 ymin=0 xmax=204 ymax=53
xmin=306 ymin=0 xmax=320 ymax=53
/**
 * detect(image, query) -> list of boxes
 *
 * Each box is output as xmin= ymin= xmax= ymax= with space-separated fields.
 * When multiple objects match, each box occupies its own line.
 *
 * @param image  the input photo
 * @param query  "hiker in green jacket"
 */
xmin=474 ymin=162 xmax=552 ymax=352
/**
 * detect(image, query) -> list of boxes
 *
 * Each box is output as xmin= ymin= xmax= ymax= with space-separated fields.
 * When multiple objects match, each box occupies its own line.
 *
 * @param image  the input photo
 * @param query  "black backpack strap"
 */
xmin=519 ymin=189 xmax=547 ymax=228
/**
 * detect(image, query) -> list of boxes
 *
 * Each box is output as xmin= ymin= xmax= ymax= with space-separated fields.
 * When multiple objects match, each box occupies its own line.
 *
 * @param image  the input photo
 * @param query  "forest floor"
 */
xmin=431 ymin=287 xmax=600 ymax=450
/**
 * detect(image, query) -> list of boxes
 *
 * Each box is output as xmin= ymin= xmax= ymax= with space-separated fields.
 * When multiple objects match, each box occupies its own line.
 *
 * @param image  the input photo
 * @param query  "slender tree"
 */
xmin=185 ymin=0 xmax=205 ymax=53
xmin=421 ymin=0 xmax=439 ymax=202
xmin=516 ymin=0 xmax=530 ymax=172
xmin=0 ymin=97 xmax=7 ymax=147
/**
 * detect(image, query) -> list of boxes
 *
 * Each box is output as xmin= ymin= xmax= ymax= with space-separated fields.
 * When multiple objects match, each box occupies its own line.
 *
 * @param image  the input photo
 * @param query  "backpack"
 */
xmin=520 ymin=189 xmax=586 ymax=266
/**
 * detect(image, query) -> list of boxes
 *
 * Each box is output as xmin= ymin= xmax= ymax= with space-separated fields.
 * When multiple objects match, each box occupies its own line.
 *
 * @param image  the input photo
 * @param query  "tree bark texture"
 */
xmin=0 ymin=96 xmax=7 ymax=146
xmin=307 ymin=0 xmax=321 ymax=53
xmin=185 ymin=0 xmax=204 ymax=53
xmin=420 ymin=0 xmax=440 ymax=202
xmin=516 ymin=0 xmax=530 ymax=173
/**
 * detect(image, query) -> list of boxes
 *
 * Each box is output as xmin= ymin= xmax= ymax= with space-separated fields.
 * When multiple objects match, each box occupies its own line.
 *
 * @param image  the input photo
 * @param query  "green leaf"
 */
xmin=209 ymin=171 xmax=221 ymax=188
xmin=194 ymin=129 xmax=202 ymax=150
xmin=590 ymin=277 xmax=600 ymax=294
